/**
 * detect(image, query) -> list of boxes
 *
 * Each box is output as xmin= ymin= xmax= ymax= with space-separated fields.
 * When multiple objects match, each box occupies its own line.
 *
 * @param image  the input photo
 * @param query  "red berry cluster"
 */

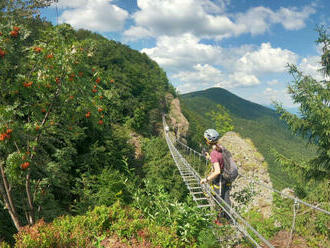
xmin=0 ymin=129 xmax=13 ymax=141
xmin=0 ymin=48 xmax=6 ymax=58
xmin=23 ymin=81 xmax=33 ymax=87
xmin=34 ymin=47 xmax=43 ymax=53
xmin=21 ymin=162 xmax=30 ymax=170
xmin=10 ymin=26 xmax=20 ymax=38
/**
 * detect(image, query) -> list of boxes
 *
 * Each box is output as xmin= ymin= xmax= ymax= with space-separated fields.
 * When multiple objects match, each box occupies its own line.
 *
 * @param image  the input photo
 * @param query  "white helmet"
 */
xmin=204 ymin=129 xmax=219 ymax=144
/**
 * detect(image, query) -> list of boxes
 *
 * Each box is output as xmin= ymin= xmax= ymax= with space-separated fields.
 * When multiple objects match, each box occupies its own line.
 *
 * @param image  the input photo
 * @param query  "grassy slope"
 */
xmin=181 ymin=87 xmax=316 ymax=189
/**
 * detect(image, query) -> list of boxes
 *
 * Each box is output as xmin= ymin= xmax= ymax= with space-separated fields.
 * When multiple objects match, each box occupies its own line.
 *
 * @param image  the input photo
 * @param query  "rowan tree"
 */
xmin=0 ymin=21 xmax=110 ymax=230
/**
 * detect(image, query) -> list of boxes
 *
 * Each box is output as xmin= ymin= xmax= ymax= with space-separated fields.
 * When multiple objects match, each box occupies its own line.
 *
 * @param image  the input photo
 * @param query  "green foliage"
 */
xmin=75 ymin=29 xmax=107 ymax=41
xmin=72 ymin=168 xmax=133 ymax=214
xmin=141 ymin=137 xmax=188 ymax=201
xmin=0 ymin=20 xmax=116 ymax=227
xmin=0 ymin=208 xmax=16 ymax=244
xmin=232 ymin=182 xmax=256 ymax=209
xmin=272 ymin=194 xmax=330 ymax=247
xmin=270 ymin=31 xmax=330 ymax=245
xmin=181 ymin=104 xmax=209 ymax=151
xmin=0 ymin=7 xmax=174 ymax=240
xmin=0 ymin=3 xmax=217 ymax=247
xmin=14 ymin=203 xmax=184 ymax=248
xmin=83 ymin=38 xmax=171 ymax=135
xmin=133 ymin=180 xmax=215 ymax=246
xmin=0 ymin=0 xmax=53 ymax=19
xmin=0 ymin=242 xmax=11 ymax=248
xmin=197 ymin=229 xmax=218 ymax=248
xmin=242 ymin=209 xmax=280 ymax=241
xmin=206 ymin=104 xmax=234 ymax=136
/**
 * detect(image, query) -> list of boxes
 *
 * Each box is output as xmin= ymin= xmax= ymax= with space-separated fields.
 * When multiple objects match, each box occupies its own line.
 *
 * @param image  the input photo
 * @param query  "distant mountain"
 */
xmin=180 ymin=88 xmax=315 ymax=189
xmin=183 ymin=88 xmax=278 ymax=119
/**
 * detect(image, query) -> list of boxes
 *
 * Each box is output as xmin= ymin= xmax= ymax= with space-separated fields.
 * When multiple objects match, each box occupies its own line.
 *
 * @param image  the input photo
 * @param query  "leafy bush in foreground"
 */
xmin=133 ymin=180 xmax=217 ymax=246
xmin=14 ymin=202 xmax=183 ymax=248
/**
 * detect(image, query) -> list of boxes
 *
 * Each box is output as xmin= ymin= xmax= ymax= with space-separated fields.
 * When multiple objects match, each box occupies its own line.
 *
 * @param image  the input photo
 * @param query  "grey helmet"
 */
xmin=204 ymin=129 xmax=219 ymax=144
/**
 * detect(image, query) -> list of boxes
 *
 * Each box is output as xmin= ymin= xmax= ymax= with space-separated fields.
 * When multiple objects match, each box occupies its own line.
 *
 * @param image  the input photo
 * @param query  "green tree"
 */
xmin=0 ymin=22 xmax=110 ymax=230
xmin=206 ymin=104 xmax=234 ymax=136
xmin=275 ymin=26 xmax=330 ymax=179
xmin=0 ymin=0 xmax=53 ymax=19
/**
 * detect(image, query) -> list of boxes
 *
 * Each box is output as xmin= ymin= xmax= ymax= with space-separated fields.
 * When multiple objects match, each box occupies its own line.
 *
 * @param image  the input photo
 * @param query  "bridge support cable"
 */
xmin=286 ymin=199 xmax=299 ymax=248
xmin=237 ymin=174 xmax=330 ymax=215
xmin=175 ymin=138 xmax=330 ymax=216
xmin=163 ymin=116 xmax=274 ymax=248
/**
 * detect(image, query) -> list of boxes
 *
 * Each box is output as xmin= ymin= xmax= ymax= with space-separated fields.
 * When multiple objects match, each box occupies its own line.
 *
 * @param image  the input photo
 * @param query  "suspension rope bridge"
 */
xmin=162 ymin=115 xmax=329 ymax=248
xmin=163 ymin=116 xmax=275 ymax=248
xmin=174 ymin=138 xmax=330 ymax=216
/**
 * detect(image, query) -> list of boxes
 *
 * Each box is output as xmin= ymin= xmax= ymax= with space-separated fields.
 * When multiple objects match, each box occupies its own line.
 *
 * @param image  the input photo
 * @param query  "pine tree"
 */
xmin=274 ymin=26 xmax=330 ymax=180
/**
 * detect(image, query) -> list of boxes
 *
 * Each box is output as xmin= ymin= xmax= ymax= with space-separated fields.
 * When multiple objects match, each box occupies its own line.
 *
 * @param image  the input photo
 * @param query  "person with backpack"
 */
xmin=200 ymin=129 xmax=237 ymax=222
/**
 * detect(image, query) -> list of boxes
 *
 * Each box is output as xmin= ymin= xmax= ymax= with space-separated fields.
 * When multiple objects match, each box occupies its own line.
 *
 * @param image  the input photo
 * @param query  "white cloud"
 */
xmin=264 ymin=87 xmax=278 ymax=96
xmin=123 ymin=26 xmax=153 ymax=41
xmin=127 ymin=0 xmax=236 ymax=40
xmin=265 ymin=88 xmax=296 ymax=107
xmin=173 ymin=64 xmax=223 ymax=93
xmin=227 ymin=72 xmax=260 ymax=87
xmin=201 ymin=0 xmax=230 ymax=14
xmin=299 ymin=56 xmax=328 ymax=81
xmin=125 ymin=0 xmax=315 ymax=40
xmin=271 ymin=6 xmax=316 ymax=30
xmin=54 ymin=0 xmax=88 ymax=8
xmin=220 ymin=43 xmax=296 ymax=89
xmin=235 ymin=5 xmax=315 ymax=36
xmin=234 ymin=7 xmax=273 ymax=35
xmin=141 ymin=34 xmax=223 ymax=71
xmin=142 ymin=33 xmax=298 ymax=90
xmin=248 ymin=88 xmax=296 ymax=108
xmin=235 ymin=43 xmax=297 ymax=74
xmin=57 ymin=0 xmax=129 ymax=32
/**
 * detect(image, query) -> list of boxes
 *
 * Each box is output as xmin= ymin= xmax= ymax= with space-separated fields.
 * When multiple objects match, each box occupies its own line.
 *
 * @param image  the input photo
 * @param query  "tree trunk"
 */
xmin=25 ymin=171 xmax=34 ymax=225
xmin=0 ymin=162 xmax=22 ymax=231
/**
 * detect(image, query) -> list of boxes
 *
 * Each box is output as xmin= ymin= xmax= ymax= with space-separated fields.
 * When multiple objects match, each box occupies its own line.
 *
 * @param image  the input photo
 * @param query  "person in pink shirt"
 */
xmin=200 ymin=129 xmax=231 ymax=223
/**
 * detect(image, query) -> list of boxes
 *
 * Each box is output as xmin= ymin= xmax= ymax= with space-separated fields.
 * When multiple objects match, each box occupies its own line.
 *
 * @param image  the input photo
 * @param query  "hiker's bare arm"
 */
xmin=207 ymin=162 xmax=220 ymax=181
xmin=204 ymin=152 xmax=210 ymax=160
xmin=201 ymin=162 xmax=220 ymax=184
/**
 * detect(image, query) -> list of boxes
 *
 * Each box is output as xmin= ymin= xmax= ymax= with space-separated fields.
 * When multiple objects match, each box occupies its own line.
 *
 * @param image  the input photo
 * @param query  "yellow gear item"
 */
xmin=210 ymin=183 xmax=220 ymax=195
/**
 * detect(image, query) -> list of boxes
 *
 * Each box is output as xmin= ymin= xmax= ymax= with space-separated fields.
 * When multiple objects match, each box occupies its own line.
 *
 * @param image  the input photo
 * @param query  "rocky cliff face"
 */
xmin=165 ymin=93 xmax=189 ymax=141
xmin=219 ymin=132 xmax=273 ymax=218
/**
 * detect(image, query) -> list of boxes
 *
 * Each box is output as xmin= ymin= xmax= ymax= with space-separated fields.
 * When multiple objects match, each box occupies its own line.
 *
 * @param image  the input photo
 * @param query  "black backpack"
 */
xmin=221 ymin=146 xmax=238 ymax=182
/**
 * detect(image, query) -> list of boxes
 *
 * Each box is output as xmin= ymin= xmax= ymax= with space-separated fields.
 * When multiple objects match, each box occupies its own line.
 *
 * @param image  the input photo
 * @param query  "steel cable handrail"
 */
xmin=175 ymin=139 xmax=330 ymax=215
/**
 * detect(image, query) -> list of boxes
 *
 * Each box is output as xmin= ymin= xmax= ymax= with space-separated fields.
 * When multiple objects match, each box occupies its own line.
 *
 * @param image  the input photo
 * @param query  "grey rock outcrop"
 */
xmin=165 ymin=94 xmax=189 ymax=142
xmin=219 ymin=132 xmax=273 ymax=218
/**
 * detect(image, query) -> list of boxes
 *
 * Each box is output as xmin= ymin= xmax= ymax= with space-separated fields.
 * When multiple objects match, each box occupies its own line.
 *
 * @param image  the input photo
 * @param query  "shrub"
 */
xmin=14 ymin=203 xmax=184 ymax=248
xmin=0 ymin=242 xmax=11 ymax=248
xmin=133 ymin=180 xmax=215 ymax=246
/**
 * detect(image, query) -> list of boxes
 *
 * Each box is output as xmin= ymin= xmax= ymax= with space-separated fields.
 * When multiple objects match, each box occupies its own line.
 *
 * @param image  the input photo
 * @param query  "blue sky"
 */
xmin=41 ymin=0 xmax=329 ymax=107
